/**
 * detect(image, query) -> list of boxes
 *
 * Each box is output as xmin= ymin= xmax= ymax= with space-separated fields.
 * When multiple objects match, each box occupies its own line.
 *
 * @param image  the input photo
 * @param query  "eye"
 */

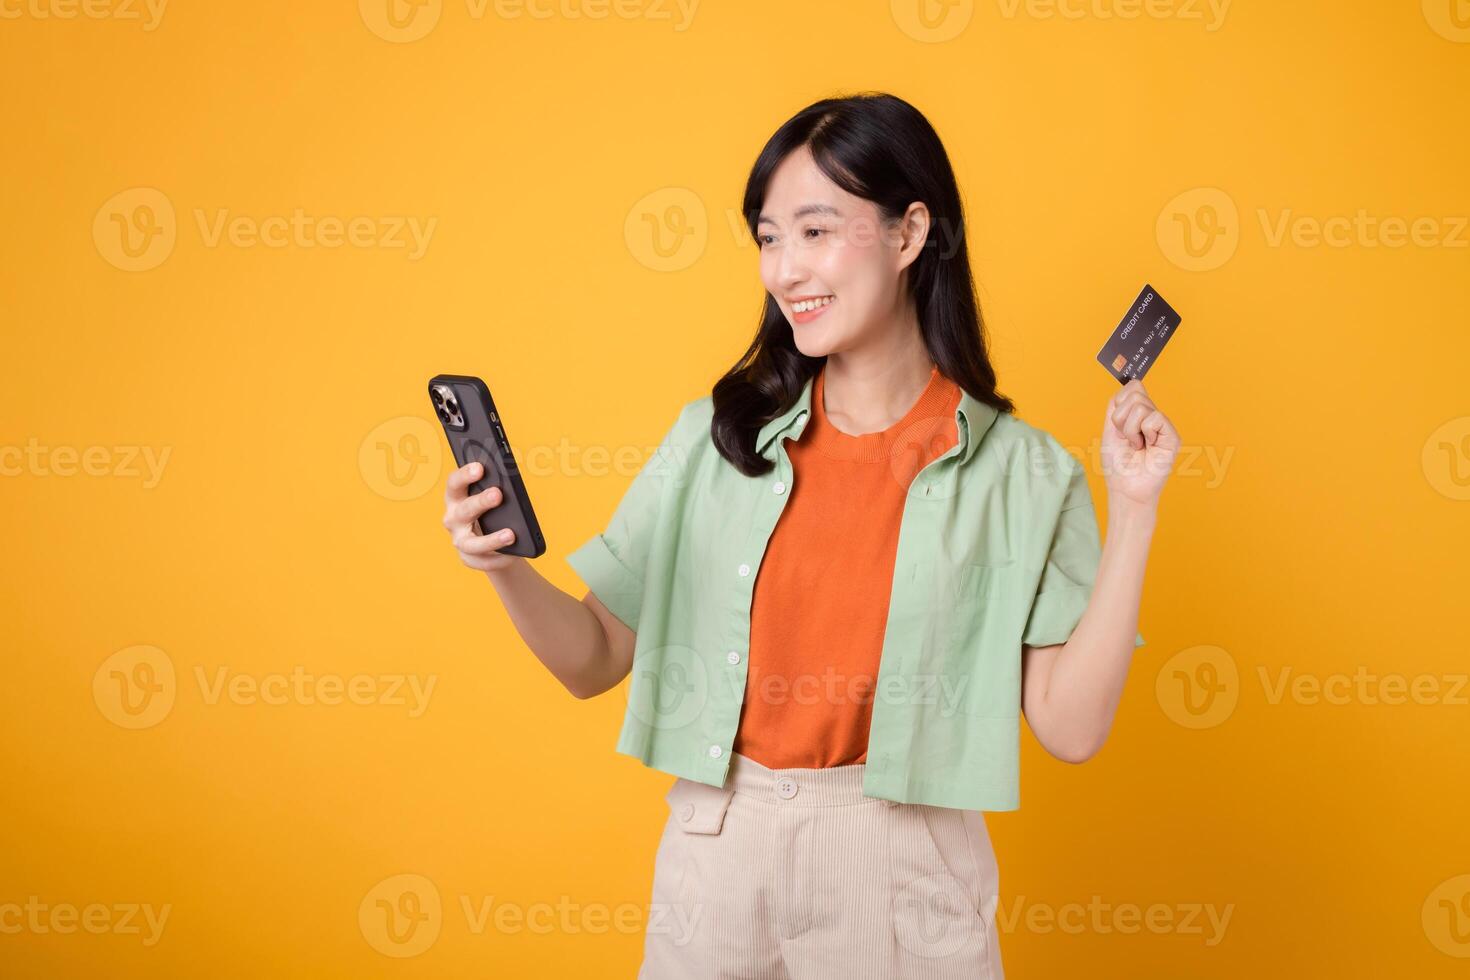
xmin=803 ymin=227 xmax=827 ymax=240
xmin=757 ymin=233 xmax=776 ymax=247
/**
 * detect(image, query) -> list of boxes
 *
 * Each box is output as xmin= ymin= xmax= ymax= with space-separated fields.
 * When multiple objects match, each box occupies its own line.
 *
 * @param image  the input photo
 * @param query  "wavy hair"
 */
xmin=710 ymin=91 xmax=1015 ymax=476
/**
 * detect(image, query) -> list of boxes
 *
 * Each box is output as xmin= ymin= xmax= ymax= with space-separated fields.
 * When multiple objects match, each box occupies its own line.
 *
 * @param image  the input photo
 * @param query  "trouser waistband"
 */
xmin=724 ymin=751 xmax=889 ymax=808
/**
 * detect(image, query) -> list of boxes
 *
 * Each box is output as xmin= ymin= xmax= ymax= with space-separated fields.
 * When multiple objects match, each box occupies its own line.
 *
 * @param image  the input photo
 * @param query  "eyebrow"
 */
xmin=757 ymin=203 xmax=841 ymax=227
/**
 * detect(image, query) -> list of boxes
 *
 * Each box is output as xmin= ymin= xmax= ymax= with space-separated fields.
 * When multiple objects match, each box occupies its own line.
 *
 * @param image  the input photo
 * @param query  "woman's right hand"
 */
xmin=442 ymin=461 xmax=522 ymax=573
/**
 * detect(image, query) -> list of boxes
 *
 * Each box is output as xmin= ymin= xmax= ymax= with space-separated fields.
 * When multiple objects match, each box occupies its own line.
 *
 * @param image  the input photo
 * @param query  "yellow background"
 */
xmin=3 ymin=0 xmax=1468 ymax=976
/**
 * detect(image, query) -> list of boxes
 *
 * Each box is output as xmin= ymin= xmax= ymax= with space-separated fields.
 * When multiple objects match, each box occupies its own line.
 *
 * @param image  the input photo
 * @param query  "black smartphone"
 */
xmin=428 ymin=374 xmax=546 ymax=559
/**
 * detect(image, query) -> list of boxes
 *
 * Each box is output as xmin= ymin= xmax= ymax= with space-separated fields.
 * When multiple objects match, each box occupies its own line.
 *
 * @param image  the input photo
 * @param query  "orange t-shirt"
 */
xmin=732 ymin=362 xmax=963 ymax=769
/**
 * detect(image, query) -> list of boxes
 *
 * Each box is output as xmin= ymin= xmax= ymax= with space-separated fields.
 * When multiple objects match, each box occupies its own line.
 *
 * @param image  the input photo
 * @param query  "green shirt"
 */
xmin=567 ymin=373 xmax=1144 ymax=811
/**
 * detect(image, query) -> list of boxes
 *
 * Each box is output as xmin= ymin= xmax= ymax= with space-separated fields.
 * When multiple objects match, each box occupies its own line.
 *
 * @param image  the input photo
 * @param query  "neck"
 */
xmin=820 ymin=320 xmax=935 ymax=436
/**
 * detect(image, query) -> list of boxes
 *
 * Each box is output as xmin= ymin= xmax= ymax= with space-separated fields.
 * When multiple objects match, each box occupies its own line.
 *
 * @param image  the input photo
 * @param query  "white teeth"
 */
xmin=793 ymin=296 xmax=833 ymax=313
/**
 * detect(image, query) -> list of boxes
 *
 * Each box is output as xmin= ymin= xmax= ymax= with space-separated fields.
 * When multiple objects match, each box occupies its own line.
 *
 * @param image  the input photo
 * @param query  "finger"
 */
xmin=1105 ymin=399 xmax=1152 ymax=443
xmin=1142 ymin=409 xmax=1178 ymax=449
xmin=1109 ymin=385 xmax=1151 ymax=416
xmin=1110 ymin=391 xmax=1154 ymax=431
xmin=452 ymin=485 xmax=502 ymax=525
xmin=457 ymin=526 xmax=516 ymax=555
xmin=1141 ymin=410 xmax=1165 ymax=447
xmin=1109 ymin=378 xmax=1147 ymax=407
xmin=444 ymin=461 xmax=484 ymax=501
xmin=1123 ymin=403 xmax=1150 ymax=450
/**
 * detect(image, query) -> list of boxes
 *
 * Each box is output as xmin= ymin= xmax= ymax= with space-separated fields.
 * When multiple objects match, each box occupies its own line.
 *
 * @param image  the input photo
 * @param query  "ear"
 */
xmin=894 ymin=201 xmax=931 ymax=273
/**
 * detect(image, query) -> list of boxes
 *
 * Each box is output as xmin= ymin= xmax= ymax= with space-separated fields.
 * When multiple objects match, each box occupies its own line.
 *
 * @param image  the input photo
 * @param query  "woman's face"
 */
xmin=756 ymin=145 xmax=927 ymax=357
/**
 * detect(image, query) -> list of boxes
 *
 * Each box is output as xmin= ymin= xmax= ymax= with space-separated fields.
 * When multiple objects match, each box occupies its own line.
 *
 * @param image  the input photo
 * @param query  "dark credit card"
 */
xmin=1096 ymin=284 xmax=1182 ymax=383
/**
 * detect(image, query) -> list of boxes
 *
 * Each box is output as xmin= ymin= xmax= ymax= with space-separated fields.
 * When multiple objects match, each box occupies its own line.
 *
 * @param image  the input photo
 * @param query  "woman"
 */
xmin=440 ymin=92 xmax=1178 ymax=978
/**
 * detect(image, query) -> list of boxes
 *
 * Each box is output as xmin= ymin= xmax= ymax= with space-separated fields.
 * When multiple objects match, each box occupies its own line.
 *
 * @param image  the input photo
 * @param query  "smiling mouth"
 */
xmin=791 ymin=295 xmax=834 ymax=324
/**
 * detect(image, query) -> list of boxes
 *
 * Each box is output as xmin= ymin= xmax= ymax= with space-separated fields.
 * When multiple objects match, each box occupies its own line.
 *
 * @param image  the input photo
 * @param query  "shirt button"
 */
xmin=772 ymin=481 xmax=785 ymax=495
xmin=708 ymin=744 xmax=723 ymax=759
xmin=737 ymin=563 xmax=751 ymax=577
xmin=726 ymin=651 xmax=741 ymax=665
xmin=679 ymin=803 xmax=695 ymax=822
xmin=776 ymin=776 xmax=798 ymax=800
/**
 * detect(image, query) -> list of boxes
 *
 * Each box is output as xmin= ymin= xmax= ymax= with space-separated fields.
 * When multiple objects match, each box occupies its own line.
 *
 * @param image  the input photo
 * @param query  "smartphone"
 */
xmin=428 ymin=374 xmax=546 ymax=559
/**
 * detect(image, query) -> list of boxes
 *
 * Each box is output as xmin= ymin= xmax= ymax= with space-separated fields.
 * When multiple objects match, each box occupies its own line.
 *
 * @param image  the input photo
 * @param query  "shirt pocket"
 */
xmin=954 ymin=559 xmax=1017 ymax=601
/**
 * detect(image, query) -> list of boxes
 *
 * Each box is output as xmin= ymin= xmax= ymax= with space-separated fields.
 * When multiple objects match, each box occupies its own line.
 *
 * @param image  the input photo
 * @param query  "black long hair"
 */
xmin=710 ymin=91 xmax=1014 ymax=477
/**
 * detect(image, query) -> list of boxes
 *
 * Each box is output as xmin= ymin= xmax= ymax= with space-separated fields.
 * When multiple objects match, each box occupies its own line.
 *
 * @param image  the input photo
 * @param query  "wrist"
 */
xmin=1106 ymin=494 xmax=1159 ymax=533
xmin=484 ymin=555 xmax=529 ymax=586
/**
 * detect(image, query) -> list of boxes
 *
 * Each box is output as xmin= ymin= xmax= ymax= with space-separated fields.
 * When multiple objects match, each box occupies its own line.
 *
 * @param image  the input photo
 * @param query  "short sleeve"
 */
xmin=566 ymin=406 xmax=687 ymax=633
xmin=1021 ymin=460 xmax=1146 ymax=649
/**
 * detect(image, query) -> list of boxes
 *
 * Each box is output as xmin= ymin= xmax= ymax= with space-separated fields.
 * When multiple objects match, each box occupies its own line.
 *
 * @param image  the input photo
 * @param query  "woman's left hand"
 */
xmin=1100 ymin=379 xmax=1180 ymax=507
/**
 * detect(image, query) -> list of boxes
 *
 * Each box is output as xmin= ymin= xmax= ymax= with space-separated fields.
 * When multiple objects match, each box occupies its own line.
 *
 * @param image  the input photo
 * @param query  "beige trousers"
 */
xmin=638 ymin=751 xmax=1004 ymax=979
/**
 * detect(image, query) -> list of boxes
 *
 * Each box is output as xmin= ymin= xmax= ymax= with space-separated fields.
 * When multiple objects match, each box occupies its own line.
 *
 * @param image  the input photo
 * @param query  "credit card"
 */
xmin=1096 ymin=284 xmax=1182 ymax=383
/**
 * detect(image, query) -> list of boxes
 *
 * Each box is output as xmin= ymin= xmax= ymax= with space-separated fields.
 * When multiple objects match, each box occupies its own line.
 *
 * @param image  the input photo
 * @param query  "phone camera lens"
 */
xmin=436 ymin=407 xmax=450 ymax=422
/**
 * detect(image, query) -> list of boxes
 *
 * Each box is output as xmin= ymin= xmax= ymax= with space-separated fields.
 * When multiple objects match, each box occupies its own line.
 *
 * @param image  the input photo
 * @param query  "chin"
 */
xmin=788 ymin=320 xmax=849 ymax=360
xmin=790 ymin=334 xmax=837 ymax=359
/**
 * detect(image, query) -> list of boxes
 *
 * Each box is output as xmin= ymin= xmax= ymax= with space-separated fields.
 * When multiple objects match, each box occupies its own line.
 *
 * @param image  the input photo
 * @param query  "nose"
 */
xmin=774 ymin=241 xmax=808 ymax=294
